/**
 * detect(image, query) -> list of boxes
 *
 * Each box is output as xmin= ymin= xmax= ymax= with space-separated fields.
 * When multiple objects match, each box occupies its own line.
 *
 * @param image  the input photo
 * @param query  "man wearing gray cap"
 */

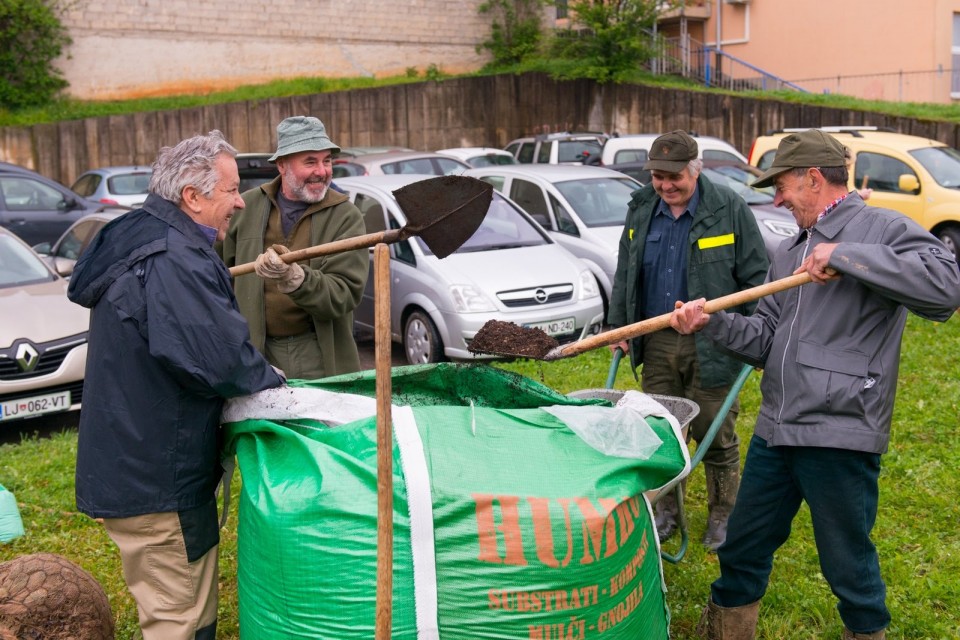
xmin=608 ymin=130 xmax=769 ymax=552
xmin=221 ymin=116 xmax=368 ymax=379
xmin=671 ymin=129 xmax=960 ymax=639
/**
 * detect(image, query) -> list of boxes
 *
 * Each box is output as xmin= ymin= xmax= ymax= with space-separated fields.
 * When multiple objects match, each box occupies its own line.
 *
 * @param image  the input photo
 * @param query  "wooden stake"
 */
xmin=374 ymin=243 xmax=393 ymax=640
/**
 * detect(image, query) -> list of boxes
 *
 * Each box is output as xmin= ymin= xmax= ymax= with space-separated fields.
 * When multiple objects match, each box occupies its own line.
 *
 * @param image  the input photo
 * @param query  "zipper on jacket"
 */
xmin=776 ymin=230 xmax=813 ymax=424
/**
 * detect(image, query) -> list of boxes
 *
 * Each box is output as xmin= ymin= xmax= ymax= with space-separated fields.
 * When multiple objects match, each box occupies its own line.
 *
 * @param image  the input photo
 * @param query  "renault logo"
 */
xmin=534 ymin=288 xmax=548 ymax=304
xmin=15 ymin=343 xmax=40 ymax=373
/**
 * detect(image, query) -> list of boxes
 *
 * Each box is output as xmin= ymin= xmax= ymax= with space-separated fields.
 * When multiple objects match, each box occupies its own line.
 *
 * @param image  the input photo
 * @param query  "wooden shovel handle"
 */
xmin=557 ymin=272 xmax=813 ymax=359
xmin=228 ymin=229 xmax=402 ymax=277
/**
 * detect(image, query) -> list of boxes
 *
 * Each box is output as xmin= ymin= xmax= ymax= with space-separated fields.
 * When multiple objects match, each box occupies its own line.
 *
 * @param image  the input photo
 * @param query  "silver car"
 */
xmin=70 ymin=165 xmax=152 ymax=208
xmin=463 ymin=164 xmax=642 ymax=311
xmin=0 ymin=227 xmax=88 ymax=422
xmin=335 ymin=175 xmax=606 ymax=364
xmin=348 ymin=151 xmax=470 ymax=177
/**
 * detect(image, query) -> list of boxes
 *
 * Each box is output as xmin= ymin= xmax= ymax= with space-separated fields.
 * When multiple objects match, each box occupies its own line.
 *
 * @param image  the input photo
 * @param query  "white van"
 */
xmin=601 ymin=133 xmax=747 ymax=166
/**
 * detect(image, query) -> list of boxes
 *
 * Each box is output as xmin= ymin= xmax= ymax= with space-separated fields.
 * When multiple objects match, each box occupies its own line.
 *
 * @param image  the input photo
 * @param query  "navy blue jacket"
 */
xmin=68 ymin=194 xmax=282 ymax=519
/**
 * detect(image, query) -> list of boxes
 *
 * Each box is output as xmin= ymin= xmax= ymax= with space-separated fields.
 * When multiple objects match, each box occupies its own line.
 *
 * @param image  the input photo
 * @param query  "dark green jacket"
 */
xmin=607 ymin=175 xmax=769 ymax=388
xmin=220 ymin=177 xmax=369 ymax=376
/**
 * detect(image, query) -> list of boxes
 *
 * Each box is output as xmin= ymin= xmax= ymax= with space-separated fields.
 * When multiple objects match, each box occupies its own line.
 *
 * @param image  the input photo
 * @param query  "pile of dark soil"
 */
xmin=0 ymin=553 xmax=114 ymax=639
xmin=468 ymin=320 xmax=558 ymax=359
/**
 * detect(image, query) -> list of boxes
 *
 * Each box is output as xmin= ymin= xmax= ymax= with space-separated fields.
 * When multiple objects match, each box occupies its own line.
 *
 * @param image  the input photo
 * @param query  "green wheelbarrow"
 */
xmin=571 ymin=348 xmax=755 ymax=565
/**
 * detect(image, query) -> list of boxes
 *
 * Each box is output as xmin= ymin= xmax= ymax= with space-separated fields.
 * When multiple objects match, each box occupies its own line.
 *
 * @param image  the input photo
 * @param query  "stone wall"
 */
xmin=56 ymin=0 xmax=493 ymax=100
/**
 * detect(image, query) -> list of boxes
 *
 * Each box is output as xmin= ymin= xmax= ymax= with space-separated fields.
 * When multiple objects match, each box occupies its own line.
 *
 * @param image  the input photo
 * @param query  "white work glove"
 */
xmin=254 ymin=244 xmax=304 ymax=294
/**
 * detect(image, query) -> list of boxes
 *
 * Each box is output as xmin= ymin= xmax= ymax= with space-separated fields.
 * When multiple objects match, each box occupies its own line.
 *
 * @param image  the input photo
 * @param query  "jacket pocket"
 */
xmin=795 ymin=340 xmax=870 ymax=417
xmin=695 ymin=242 xmax=736 ymax=264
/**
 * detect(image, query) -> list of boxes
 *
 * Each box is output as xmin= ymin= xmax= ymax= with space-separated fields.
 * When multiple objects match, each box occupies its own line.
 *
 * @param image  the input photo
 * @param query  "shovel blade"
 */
xmin=393 ymin=175 xmax=494 ymax=259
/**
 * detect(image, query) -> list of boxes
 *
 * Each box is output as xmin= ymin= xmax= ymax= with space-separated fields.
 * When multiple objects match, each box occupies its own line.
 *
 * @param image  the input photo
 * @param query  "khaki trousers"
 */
xmin=265 ymin=331 xmax=325 ymax=379
xmin=103 ymin=512 xmax=218 ymax=640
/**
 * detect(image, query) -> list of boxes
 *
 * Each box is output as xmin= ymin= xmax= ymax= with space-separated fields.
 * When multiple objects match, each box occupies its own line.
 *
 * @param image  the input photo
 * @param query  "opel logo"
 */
xmin=15 ymin=343 xmax=40 ymax=373
xmin=534 ymin=288 xmax=548 ymax=304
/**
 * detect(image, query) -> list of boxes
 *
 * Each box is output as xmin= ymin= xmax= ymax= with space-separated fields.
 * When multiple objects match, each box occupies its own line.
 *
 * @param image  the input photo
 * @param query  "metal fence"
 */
xmin=791 ymin=68 xmax=960 ymax=104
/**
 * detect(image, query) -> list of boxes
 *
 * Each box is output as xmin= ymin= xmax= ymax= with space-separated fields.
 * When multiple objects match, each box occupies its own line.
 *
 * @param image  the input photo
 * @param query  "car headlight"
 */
xmin=762 ymin=219 xmax=799 ymax=237
xmin=449 ymin=284 xmax=497 ymax=312
xmin=578 ymin=271 xmax=600 ymax=300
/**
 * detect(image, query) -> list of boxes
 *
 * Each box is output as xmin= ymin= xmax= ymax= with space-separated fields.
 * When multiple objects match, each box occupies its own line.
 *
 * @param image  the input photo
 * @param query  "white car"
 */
xmin=335 ymin=175 xmax=606 ymax=364
xmin=435 ymin=147 xmax=517 ymax=167
xmin=0 ymin=227 xmax=88 ymax=422
xmin=463 ymin=165 xmax=641 ymax=311
xmin=601 ymin=133 xmax=747 ymax=167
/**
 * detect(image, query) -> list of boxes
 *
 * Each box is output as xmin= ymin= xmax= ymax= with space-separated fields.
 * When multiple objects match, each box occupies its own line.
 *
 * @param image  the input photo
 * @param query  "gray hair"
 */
xmin=786 ymin=165 xmax=848 ymax=187
xmin=149 ymin=130 xmax=237 ymax=204
xmin=687 ymin=158 xmax=703 ymax=177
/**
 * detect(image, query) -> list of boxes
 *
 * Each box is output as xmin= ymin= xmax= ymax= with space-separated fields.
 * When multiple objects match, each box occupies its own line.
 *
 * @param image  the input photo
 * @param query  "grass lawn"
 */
xmin=1 ymin=314 xmax=958 ymax=639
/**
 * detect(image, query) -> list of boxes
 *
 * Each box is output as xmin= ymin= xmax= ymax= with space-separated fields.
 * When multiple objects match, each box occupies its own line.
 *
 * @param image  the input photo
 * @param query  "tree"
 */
xmin=0 ymin=0 xmax=71 ymax=109
xmin=550 ymin=0 xmax=665 ymax=83
xmin=477 ymin=0 xmax=550 ymax=68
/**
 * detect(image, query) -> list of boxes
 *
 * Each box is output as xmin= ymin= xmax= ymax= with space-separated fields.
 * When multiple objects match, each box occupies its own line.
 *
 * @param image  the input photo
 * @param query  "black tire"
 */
xmin=937 ymin=227 xmax=960 ymax=260
xmin=403 ymin=310 xmax=445 ymax=365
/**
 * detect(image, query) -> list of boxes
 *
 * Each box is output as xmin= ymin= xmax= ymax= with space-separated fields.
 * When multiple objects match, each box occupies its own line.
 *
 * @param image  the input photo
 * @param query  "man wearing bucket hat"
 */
xmin=670 ymin=129 xmax=960 ymax=639
xmin=608 ymin=130 xmax=769 ymax=551
xmin=221 ymin=116 xmax=368 ymax=379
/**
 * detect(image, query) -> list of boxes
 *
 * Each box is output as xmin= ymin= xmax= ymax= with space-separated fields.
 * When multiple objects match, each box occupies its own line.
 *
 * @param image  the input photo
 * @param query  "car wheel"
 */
xmin=937 ymin=227 xmax=960 ymax=259
xmin=403 ymin=310 xmax=445 ymax=365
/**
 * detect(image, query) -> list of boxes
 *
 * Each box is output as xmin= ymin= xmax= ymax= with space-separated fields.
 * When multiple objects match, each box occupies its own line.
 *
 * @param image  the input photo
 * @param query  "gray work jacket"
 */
xmin=704 ymin=193 xmax=960 ymax=454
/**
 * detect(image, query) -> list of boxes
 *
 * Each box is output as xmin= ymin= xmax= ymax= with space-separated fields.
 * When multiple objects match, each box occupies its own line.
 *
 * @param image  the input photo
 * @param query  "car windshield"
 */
xmin=554 ymin=177 xmax=639 ymax=226
xmin=910 ymin=146 xmax=960 ymax=188
xmin=557 ymin=140 xmax=603 ymax=164
xmin=417 ymin=193 xmax=548 ymax=255
xmin=0 ymin=234 xmax=55 ymax=287
xmin=702 ymin=168 xmax=774 ymax=205
xmin=468 ymin=154 xmax=517 ymax=167
xmin=107 ymin=172 xmax=151 ymax=195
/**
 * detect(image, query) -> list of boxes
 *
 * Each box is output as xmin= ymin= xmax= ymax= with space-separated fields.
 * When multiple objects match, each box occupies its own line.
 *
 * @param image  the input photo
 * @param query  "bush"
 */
xmin=477 ymin=0 xmax=549 ymax=68
xmin=0 ymin=0 xmax=71 ymax=109
xmin=549 ymin=0 xmax=662 ymax=83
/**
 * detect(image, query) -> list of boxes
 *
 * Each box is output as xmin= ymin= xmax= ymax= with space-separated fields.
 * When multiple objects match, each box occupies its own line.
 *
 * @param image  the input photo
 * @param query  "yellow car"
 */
xmin=749 ymin=126 xmax=960 ymax=258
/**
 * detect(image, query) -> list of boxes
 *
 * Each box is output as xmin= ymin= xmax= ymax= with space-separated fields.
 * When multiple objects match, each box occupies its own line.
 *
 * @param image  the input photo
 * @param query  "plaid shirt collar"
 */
xmin=816 ymin=193 xmax=848 ymax=224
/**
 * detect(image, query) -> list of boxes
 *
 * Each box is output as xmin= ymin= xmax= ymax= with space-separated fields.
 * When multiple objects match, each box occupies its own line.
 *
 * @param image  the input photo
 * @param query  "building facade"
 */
xmin=655 ymin=0 xmax=960 ymax=104
xmin=56 ymin=0 xmax=497 ymax=100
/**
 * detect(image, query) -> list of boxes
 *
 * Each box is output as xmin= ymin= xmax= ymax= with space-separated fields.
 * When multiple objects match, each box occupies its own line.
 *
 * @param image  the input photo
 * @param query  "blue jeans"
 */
xmin=711 ymin=435 xmax=890 ymax=634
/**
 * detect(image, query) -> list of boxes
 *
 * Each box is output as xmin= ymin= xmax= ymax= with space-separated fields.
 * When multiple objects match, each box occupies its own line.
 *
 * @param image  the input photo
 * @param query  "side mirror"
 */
xmin=33 ymin=242 xmax=52 ymax=255
xmin=60 ymin=196 xmax=79 ymax=211
xmin=898 ymin=174 xmax=920 ymax=194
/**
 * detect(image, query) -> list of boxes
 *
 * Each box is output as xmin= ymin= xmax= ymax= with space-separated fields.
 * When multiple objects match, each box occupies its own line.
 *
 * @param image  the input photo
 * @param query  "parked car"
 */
xmin=504 ymin=132 xmax=608 ymax=165
xmin=601 ymin=132 xmax=748 ymax=167
xmin=749 ymin=126 xmax=960 ymax=257
xmin=333 ymin=159 xmax=367 ymax=178
xmin=0 ymin=226 xmax=89 ymax=422
xmin=236 ymin=153 xmax=279 ymax=192
xmin=334 ymin=174 xmax=605 ymax=364
xmin=435 ymin=147 xmax=518 ymax=167
xmin=0 ymin=161 xmax=118 ymax=247
xmin=70 ymin=166 xmax=151 ymax=208
xmin=339 ymin=146 xmax=415 ymax=158
xmin=33 ymin=211 xmax=126 ymax=277
xmin=463 ymin=164 xmax=642 ymax=310
xmin=347 ymin=151 xmax=470 ymax=176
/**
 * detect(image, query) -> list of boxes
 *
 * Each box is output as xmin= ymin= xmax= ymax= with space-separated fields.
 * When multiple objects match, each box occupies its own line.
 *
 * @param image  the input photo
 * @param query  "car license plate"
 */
xmin=0 ymin=390 xmax=72 ymax=421
xmin=524 ymin=317 xmax=576 ymax=336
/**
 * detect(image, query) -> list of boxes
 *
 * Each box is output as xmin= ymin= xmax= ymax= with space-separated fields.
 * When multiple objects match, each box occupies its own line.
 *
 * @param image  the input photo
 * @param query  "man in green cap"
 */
xmin=607 ymin=130 xmax=769 ymax=551
xmin=221 ymin=116 xmax=368 ymax=378
xmin=670 ymin=128 xmax=960 ymax=639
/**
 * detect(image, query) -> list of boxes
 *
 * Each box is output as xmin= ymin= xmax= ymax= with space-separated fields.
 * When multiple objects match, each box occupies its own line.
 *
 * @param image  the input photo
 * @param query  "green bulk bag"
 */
xmin=222 ymin=363 xmax=690 ymax=639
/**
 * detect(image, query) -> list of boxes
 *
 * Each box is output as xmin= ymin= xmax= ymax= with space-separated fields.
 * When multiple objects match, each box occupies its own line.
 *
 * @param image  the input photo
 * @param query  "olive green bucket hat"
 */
xmin=753 ymin=129 xmax=847 ymax=188
xmin=643 ymin=130 xmax=699 ymax=172
xmin=269 ymin=116 xmax=340 ymax=162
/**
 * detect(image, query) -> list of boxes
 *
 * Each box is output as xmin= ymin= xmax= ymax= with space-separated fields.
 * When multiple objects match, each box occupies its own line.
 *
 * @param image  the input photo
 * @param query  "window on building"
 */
xmin=556 ymin=0 xmax=568 ymax=19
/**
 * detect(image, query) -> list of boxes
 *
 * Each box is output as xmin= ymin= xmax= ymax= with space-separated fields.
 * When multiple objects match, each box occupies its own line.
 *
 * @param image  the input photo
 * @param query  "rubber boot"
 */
xmin=703 ymin=464 xmax=739 ymax=552
xmin=696 ymin=599 xmax=759 ymax=640
xmin=842 ymin=628 xmax=886 ymax=639
xmin=654 ymin=483 xmax=682 ymax=542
